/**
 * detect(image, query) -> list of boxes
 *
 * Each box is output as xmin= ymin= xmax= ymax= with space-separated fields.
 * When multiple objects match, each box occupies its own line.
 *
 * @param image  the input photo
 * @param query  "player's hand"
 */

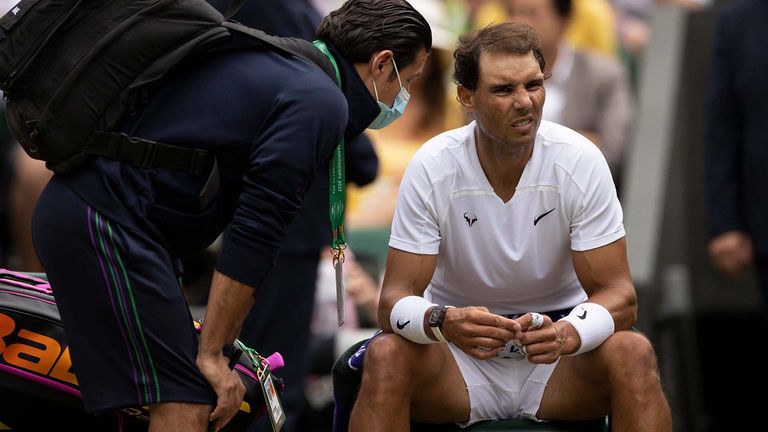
xmin=514 ymin=313 xmax=568 ymax=364
xmin=196 ymin=353 xmax=246 ymax=431
xmin=442 ymin=306 xmax=522 ymax=360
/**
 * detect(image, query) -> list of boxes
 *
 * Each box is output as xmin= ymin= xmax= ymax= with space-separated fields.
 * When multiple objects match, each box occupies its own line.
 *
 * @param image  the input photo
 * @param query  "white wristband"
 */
xmin=559 ymin=303 xmax=615 ymax=355
xmin=390 ymin=296 xmax=438 ymax=344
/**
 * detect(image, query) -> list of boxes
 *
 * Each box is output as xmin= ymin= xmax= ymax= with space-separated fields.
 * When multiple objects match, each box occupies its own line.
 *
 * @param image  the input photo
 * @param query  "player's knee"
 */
xmin=602 ymin=331 xmax=659 ymax=373
xmin=364 ymin=333 xmax=415 ymax=373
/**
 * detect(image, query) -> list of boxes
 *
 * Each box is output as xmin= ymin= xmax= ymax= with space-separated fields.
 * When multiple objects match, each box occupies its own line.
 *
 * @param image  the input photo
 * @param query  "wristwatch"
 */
xmin=427 ymin=305 xmax=449 ymax=343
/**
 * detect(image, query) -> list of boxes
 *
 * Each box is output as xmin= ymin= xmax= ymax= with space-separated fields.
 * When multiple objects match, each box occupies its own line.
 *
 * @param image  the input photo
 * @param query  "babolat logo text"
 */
xmin=0 ymin=310 xmax=78 ymax=387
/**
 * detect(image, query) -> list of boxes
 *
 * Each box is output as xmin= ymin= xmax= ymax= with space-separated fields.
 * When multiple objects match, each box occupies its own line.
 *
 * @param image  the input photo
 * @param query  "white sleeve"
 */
xmin=566 ymin=146 xmax=625 ymax=251
xmin=389 ymin=153 xmax=441 ymax=255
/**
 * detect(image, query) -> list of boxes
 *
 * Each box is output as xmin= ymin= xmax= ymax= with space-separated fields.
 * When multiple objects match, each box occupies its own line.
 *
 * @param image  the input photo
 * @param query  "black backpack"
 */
xmin=0 ymin=0 xmax=336 ymax=175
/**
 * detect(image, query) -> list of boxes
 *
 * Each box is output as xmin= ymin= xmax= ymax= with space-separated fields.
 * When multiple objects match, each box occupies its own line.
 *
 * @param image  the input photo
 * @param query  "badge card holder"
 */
xmin=260 ymin=368 xmax=285 ymax=431
xmin=241 ymin=341 xmax=285 ymax=432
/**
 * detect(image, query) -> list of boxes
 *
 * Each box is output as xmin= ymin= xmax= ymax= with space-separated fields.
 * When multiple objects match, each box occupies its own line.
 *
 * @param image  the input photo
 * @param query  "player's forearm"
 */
xmin=199 ymin=270 xmax=256 ymax=357
xmin=377 ymin=249 xmax=438 ymax=333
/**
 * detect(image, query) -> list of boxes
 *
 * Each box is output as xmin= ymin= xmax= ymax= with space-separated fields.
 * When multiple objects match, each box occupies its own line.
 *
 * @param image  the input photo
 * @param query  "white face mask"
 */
xmin=368 ymin=57 xmax=410 ymax=129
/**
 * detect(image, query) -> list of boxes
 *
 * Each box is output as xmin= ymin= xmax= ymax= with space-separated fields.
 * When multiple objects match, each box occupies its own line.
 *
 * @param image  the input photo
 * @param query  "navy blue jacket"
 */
xmin=706 ymin=0 xmax=768 ymax=255
xmin=62 ymin=45 xmax=379 ymax=289
xmin=206 ymin=0 xmax=379 ymax=259
xmin=209 ymin=0 xmax=320 ymax=41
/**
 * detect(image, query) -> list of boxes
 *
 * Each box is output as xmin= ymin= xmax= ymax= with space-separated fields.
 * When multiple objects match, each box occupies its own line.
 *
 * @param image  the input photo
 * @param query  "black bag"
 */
xmin=0 ymin=269 xmax=282 ymax=430
xmin=0 ymin=0 xmax=335 ymax=174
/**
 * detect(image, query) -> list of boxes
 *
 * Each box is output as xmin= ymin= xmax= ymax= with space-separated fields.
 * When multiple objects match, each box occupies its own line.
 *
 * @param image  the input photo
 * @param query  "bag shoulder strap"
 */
xmin=222 ymin=21 xmax=337 ymax=82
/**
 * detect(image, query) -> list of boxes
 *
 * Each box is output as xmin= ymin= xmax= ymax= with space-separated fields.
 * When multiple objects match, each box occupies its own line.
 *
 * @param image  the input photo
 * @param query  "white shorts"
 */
xmin=447 ymin=343 xmax=559 ymax=427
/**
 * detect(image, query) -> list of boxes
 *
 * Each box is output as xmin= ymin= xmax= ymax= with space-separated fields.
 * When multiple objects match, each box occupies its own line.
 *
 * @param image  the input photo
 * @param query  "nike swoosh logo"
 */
xmin=577 ymin=310 xmax=587 ymax=320
xmin=396 ymin=319 xmax=410 ymax=330
xmin=534 ymin=208 xmax=556 ymax=226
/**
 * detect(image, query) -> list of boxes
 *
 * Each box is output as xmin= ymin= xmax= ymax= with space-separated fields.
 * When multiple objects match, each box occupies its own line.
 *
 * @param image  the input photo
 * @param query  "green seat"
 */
xmin=412 ymin=417 xmax=608 ymax=431
xmin=346 ymin=228 xmax=391 ymax=271
xmin=466 ymin=418 xmax=608 ymax=431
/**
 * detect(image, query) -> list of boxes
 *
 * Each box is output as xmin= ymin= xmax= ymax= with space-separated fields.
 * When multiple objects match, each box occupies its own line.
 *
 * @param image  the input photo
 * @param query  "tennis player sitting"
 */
xmin=348 ymin=22 xmax=672 ymax=431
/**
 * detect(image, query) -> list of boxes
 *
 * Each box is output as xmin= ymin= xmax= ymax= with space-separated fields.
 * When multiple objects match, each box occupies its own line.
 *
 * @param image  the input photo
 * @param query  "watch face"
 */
xmin=428 ymin=306 xmax=445 ymax=327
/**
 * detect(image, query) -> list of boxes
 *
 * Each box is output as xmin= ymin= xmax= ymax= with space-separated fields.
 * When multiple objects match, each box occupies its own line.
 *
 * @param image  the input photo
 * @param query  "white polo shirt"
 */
xmin=389 ymin=120 xmax=625 ymax=314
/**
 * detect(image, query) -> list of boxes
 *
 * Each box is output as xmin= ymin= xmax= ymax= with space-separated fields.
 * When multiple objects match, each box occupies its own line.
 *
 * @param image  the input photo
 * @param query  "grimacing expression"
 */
xmin=461 ymin=50 xmax=545 ymax=150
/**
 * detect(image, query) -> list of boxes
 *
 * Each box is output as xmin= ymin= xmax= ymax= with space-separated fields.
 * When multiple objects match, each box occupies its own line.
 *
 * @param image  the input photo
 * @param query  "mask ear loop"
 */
xmin=372 ymin=78 xmax=380 ymax=102
xmin=372 ymin=56 xmax=404 ymax=105
xmin=392 ymin=57 xmax=403 ymax=88
xmin=391 ymin=58 xmax=411 ymax=104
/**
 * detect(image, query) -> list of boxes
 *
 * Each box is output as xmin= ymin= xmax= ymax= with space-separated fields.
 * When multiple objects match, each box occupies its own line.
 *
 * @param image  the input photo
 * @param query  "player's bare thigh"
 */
xmin=411 ymin=342 xmax=470 ymax=423
xmin=538 ymin=330 xmax=663 ymax=422
xmin=364 ymin=334 xmax=471 ymax=424
xmin=536 ymin=349 xmax=610 ymax=421
xmin=536 ymin=333 xmax=644 ymax=421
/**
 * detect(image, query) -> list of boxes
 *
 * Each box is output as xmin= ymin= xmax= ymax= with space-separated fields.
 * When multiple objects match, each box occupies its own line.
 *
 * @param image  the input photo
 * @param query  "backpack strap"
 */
xmin=85 ymin=131 xmax=215 ymax=177
xmin=222 ymin=21 xmax=337 ymax=82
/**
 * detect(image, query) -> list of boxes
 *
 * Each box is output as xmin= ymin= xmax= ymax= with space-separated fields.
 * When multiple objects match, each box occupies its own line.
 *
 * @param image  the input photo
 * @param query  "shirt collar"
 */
xmin=326 ymin=43 xmax=380 ymax=141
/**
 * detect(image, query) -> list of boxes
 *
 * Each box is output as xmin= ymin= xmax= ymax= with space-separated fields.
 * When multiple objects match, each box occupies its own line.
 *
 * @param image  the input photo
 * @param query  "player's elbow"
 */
xmin=620 ymin=284 xmax=638 ymax=329
xmin=377 ymin=291 xmax=400 ymax=332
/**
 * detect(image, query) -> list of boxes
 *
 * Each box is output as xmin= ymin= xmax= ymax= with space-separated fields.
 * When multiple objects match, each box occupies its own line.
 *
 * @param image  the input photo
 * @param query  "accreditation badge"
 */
xmin=261 ymin=371 xmax=285 ymax=431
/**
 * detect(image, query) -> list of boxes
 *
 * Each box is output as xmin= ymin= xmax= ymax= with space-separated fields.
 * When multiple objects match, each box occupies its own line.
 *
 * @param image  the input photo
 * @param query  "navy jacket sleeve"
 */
xmin=705 ymin=8 xmax=745 ymax=238
xmin=345 ymin=133 xmax=378 ymax=187
xmin=216 ymin=70 xmax=348 ymax=289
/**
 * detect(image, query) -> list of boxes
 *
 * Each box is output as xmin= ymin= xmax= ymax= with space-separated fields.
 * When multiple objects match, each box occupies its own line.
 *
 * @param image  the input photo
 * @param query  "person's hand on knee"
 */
xmin=196 ymin=353 xmax=246 ymax=431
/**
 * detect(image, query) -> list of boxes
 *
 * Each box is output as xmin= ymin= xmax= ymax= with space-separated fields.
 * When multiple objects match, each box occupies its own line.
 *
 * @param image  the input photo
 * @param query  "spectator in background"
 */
xmin=613 ymin=0 xmax=712 ymax=90
xmin=705 ymin=0 xmax=768 ymax=324
xmin=612 ymin=0 xmax=653 ymax=72
xmin=474 ymin=0 xmax=619 ymax=57
xmin=504 ymin=0 xmax=634 ymax=190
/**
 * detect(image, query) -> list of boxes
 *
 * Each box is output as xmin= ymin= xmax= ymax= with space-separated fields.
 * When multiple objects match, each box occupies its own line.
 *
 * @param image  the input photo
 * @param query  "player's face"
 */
xmin=458 ymin=50 xmax=545 ymax=150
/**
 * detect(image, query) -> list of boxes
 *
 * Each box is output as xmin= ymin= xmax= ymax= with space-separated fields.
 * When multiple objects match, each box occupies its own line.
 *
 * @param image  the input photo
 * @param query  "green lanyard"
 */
xmin=312 ymin=40 xmax=346 ymax=263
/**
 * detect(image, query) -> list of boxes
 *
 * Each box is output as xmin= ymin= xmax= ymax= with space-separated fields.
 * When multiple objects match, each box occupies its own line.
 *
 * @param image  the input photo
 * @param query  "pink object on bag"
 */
xmin=262 ymin=352 xmax=284 ymax=371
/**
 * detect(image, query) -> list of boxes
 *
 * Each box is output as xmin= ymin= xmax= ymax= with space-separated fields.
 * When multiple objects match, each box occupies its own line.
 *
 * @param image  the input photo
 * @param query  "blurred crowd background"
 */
xmin=1 ymin=0 xmax=764 ymax=431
